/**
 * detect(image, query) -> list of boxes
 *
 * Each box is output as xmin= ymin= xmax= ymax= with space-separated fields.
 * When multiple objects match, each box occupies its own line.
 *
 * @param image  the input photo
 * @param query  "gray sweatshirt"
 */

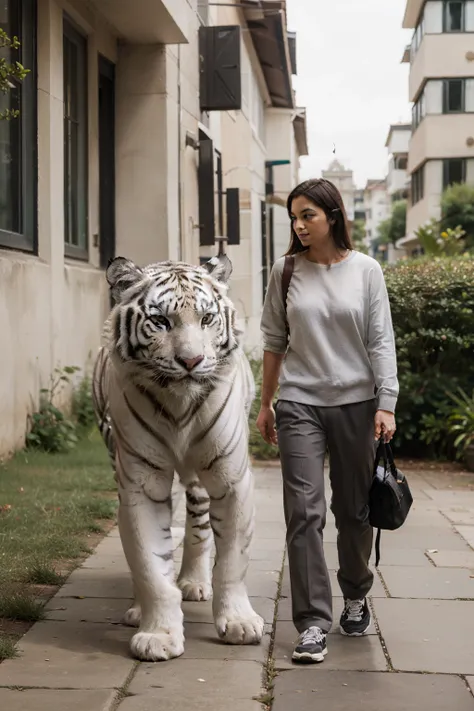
xmin=260 ymin=251 xmax=399 ymax=413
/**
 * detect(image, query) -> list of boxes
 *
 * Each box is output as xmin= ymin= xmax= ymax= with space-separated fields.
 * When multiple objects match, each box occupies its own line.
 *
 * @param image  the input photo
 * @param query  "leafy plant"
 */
xmin=441 ymin=182 xmax=474 ymax=249
xmin=446 ymin=388 xmax=474 ymax=460
xmin=248 ymin=358 xmax=279 ymax=461
xmin=26 ymin=366 xmax=80 ymax=453
xmin=383 ymin=256 xmax=474 ymax=457
xmin=72 ymin=375 xmax=95 ymax=431
xmin=0 ymin=28 xmax=30 ymax=120
xmin=415 ymin=218 xmax=466 ymax=257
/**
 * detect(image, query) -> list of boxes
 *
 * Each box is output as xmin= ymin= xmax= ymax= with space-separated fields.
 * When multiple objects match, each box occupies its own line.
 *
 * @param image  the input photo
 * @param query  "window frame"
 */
xmin=443 ymin=78 xmax=465 ymax=112
xmin=411 ymin=166 xmax=425 ymax=205
xmin=63 ymin=16 xmax=89 ymax=261
xmin=0 ymin=0 xmax=37 ymax=253
xmin=443 ymin=0 xmax=465 ymax=32
xmin=443 ymin=158 xmax=466 ymax=188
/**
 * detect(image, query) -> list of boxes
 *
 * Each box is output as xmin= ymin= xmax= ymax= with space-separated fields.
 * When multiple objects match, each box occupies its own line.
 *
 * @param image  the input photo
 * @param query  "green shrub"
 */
xmin=26 ymin=366 xmax=79 ymax=453
xmin=72 ymin=375 xmax=96 ymax=431
xmin=384 ymin=256 xmax=474 ymax=457
xmin=248 ymin=358 xmax=279 ymax=461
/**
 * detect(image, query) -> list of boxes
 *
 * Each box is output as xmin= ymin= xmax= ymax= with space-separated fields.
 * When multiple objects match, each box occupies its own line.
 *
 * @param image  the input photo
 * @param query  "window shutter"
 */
xmin=198 ymin=133 xmax=215 ymax=246
xmin=226 ymin=188 xmax=240 ymax=246
xmin=199 ymin=26 xmax=242 ymax=112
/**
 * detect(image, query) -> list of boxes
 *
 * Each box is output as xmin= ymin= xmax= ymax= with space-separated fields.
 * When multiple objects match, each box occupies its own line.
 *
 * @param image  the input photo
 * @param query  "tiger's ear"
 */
xmin=106 ymin=257 xmax=144 ymax=302
xmin=203 ymin=254 xmax=233 ymax=284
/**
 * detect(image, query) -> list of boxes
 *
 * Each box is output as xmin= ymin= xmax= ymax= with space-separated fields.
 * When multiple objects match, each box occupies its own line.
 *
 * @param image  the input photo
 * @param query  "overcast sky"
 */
xmin=286 ymin=0 xmax=413 ymax=188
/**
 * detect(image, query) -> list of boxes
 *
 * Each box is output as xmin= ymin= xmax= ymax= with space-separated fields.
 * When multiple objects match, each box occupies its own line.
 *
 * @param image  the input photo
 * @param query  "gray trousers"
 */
xmin=275 ymin=398 xmax=377 ymax=634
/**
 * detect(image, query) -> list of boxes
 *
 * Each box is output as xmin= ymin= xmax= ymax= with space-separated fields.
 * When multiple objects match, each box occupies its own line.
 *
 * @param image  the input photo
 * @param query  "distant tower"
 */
xmin=322 ymin=159 xmax=356 ymax=224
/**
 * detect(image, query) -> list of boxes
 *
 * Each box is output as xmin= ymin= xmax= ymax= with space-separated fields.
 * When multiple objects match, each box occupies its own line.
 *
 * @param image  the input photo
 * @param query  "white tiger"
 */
xmin=92 ymin=254 xmax=262 ymax=662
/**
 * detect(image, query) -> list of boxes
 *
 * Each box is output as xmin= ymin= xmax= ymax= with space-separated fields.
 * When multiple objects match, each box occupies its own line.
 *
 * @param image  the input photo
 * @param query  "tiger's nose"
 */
xmin=176 ymin=355 xmax=204 ymax=371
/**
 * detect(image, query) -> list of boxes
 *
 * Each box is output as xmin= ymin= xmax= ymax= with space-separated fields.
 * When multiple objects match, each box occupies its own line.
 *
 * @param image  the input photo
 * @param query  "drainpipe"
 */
xmin=177 ymin=44 xmax=183 ymax=261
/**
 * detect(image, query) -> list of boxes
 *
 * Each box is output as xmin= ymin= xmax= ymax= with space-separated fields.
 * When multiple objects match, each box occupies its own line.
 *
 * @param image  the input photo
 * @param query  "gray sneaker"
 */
xmin=292 ymin=626 xmax=328 ymax=664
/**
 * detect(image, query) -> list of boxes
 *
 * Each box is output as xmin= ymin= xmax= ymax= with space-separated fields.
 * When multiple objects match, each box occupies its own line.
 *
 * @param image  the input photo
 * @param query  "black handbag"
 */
xmin=369 ymin=438 xmax=413 ymax=567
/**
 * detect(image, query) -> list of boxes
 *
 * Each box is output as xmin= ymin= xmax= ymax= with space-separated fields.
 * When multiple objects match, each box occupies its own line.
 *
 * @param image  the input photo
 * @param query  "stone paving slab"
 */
xmin=120 ymin=659 xmax=263 ymax=711
xmin=0 ymin=689 xmax=117 ymax=711
xmin=378 ymin=564 xmax=474 ymax=599
xmin=426 ymin=549 xmax=474 ymax=568
xmin=372 ymin=598 xmax=474 ymax=674
xmin=455 ymin=525 xmax=474 ymax=547
xmin=0 ymin=620 xmax=134 ymax=688
xmin=273 ymin=623 xmax=387 ymax=671
xmin=272 ymin=671 xmax=474 ymax=711
xmin=372 ymin=525 xmax=470 ymax=551
xmin=443 ymin=509 xmax=474 ymax=526
xmin=468 ymin=678 xmax=474 ymax=695
xmin=57 ymin=567 xmax=134 ymax=599
xmin=45 ymin=596 xmax=131 ymax=623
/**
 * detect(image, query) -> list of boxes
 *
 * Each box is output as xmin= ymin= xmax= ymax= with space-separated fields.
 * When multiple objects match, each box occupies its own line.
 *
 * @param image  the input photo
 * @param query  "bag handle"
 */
xmin=374 ymin=437 xmax=397 ymax=478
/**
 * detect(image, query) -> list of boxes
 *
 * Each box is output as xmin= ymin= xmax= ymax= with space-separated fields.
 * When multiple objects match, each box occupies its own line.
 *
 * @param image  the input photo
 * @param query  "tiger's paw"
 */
xmin=130 ymin=629 xmax=184 ymax=662
xmin=122 ymin=604 xmax=141 ymax=628
xmin=178 ymin=578 xmax=212 ymax=602
xmin=215 ymin=611 xmax=264 ymax=645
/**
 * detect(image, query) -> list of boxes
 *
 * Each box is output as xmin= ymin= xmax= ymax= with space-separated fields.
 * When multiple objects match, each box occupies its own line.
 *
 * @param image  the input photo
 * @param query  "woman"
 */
xmin=257 ymin=178 xmax=398 ymax=664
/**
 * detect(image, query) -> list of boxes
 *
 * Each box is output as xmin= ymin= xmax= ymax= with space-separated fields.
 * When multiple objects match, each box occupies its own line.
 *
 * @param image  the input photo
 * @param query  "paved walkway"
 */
xmin=0 ymin=464 xmax=474 ymax=710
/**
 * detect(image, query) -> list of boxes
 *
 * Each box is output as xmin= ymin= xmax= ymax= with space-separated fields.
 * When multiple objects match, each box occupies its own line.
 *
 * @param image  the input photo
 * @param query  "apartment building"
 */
xmin=401 ymin=0 xmax=474 ymax=253
xmin=364 ymin=179 xmax=391 ymax=250
xmin=386 ymin=123 xmax=411 ymax=202
xmin=0 ymin=0 xmax=306 ymax=456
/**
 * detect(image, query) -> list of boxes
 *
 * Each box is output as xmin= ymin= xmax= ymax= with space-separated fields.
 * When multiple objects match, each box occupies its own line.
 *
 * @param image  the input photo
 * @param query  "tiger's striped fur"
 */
xmin=92 ymin=254 xmax=262 ymax=662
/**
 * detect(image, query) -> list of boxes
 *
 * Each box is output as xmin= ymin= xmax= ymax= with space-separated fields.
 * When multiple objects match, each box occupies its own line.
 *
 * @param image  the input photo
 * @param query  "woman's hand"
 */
xmin=256 ymin=406 xmax=278 ymax=446
xmin=375 ymin=410 xmax=396 ymax=443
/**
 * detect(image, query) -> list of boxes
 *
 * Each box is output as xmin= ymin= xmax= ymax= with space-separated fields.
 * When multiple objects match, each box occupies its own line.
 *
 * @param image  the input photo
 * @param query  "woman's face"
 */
xmin=290 ymin=195 xmax=331 ymax=249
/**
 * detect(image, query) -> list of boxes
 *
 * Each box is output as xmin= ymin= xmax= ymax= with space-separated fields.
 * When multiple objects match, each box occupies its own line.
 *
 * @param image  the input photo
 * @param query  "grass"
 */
xmin=0 ymin=636 xmax=18 ymax=661
xmin=248 ymin=358 xmax=280 ymax=462
xmin=0 ymin=429 xmax=116 ymax=660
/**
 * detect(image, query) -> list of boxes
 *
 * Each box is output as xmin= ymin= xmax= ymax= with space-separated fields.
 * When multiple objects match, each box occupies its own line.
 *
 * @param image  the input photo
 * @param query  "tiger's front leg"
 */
xmin=177 ymin=478 xmax=213 ymax=601
xmin=117 ymin=461 xmax=184 ymax=662
xmin=198 ymin=464 xmax=264 ymax=645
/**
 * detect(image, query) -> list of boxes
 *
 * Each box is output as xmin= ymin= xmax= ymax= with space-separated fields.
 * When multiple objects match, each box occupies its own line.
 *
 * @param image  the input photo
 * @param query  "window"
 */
xmin=411 ymin=166 xmax=424 ymax=205
xmin=394 ymin=156 xmax=408 ymax=170
xmin=0 ymin=0 xmax=36 ymax=251
xmin=63 ymin=18 xmax=88 ymax=259
xmin=412 ymin=90 xmax=426 ymax=130
xmin=443 ymin=0 xmax=464 ymax=31
xmin=443 ymin=78 xmax=464 ymax=112
xmin=443 ymin=158 xmax=466 ymax=188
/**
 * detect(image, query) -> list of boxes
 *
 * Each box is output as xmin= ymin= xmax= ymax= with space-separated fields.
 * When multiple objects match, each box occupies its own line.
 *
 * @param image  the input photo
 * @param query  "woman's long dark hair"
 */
xmin=285 ymin=178 xmax=353 ymax=255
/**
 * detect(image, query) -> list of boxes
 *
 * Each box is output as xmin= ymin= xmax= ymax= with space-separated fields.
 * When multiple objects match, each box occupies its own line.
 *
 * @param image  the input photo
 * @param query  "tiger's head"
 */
xmin=105 ymin=254 xmax=242 ymax=387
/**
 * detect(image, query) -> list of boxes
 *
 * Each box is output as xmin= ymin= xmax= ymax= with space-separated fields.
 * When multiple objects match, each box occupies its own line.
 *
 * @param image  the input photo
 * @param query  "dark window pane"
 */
xmin=0 ymin=0 xmax=36 ymax=251
xmin=63 ymin=18 xmax=88 ymax=257
xmin=445 ymin=1 xmax=464 ymax=31
xmin=446 ymin=79 xmax=464 ymax=112
xmin=444 ymin=159 xmax=465 ymax=188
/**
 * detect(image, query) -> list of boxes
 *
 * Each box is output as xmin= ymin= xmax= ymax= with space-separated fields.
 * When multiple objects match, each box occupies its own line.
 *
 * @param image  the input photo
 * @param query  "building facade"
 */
xmin=0 ymin=0 xmax=306 ymax=456
xmin=401 ymin=0 xmax=474 ymax=253
xmin=385 ymin=123 xmax=411 ymax=202
xmin=364 ymin=179 xmax=391 ymax=250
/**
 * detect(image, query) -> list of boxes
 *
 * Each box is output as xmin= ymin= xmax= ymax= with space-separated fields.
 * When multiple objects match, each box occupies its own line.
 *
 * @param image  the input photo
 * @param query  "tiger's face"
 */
xmin=106 ymin=255 xmax=241 ymax=385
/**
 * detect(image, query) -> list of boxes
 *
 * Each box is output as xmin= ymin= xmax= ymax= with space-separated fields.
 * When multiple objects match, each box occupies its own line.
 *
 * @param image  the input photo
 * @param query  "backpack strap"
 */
xmin=374 ymin=528 xmax=381 ymax=567
xmin=281 ymin=255 xmax=294 ymax=314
